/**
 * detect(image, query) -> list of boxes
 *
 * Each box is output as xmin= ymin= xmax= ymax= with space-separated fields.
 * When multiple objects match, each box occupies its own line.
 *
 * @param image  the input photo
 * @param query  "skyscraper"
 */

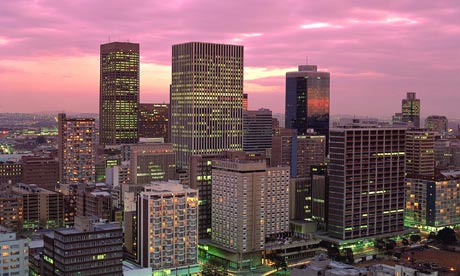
xmin=405 ymin=130 xmax=435 ymax=176
xmin=100 ymin=42 xmax=140 ymax=145
xmin=402 ymin=92 xmax=420 ymax=128
xmin=285 ymin=65 xmax=330 ymax=138
xmin=58 ymin=113 xmax=96 ymax=184
xmin=171 ymin=42 xmax=244 ymax=169
xmin=137 ymin=181 xmax=199 ymax=274
xmin=328 ymin=127 xmax=406 ymax=240
xmin=243 ymin=108 xmax=273 ymax=152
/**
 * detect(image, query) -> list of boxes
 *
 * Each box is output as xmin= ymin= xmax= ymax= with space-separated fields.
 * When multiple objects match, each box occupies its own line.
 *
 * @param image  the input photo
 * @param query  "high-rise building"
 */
xmin=130 ymin=143 xmax=176 ymax=184
xmin=271 ymin=128 xmax=296 ymax=168
xmin=402 ymin=92 xmax=420 ymax=128
xmin=293 ymin=134 xmax=326 ymax=178
xmin=100 ymin=42 xmax=140 ymax=145
xmin=171 ymin=42 xmax=244 ymax=169
xmin=76 ymin=183 xmax=113 ymax=222
xmin=285 ymin=65 xmax=330 ymax=139
xmin=243 ymin=108 xmax=273 ymax=152
xmin=137 ymin=181 xmax=199 ymax=274
xmin=138 ymin=103 xmax=170 ymax=142
xmin=58 ymin=113 xmax=96 ymax=184
xmin=211 ymin=154 xmax=290 ymax=269
xmin=425 ymin=115 xmax=448 ymax=133
xmin=328 ymin=127 xmax=406 ymax=240
xmin=0 ymin=192 xmax=23 ymax=231
xmin=405 ymin=130 xmax=435 ymax=176
xmin=189 ymin=153 xmax=225 ymax=239
xmin=21 ymin=156 xmax=59 ymax=191
xmin=0 ymin=232 xmax=29 ymax=276
xmin=405 ymin=172 xmax=460 ymax=231
xmin=43 ymin=216 xmax=123 ymax=276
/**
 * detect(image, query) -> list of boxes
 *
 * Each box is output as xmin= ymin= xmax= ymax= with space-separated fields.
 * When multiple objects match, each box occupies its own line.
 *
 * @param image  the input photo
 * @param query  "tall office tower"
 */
xmin=406 ymin=130 xmax=435 ymax=176
xmin=0 ymin=232 xmax=29 ymax=275
xmin=211 ymin=153 xmax=290 ymax=268
xmin=171 ymin=42 xmax=244 ymax=169
xmin=137 ymin=181 xmax=200 ymax=274
xmin=21 ymin=156 xmax=59 ymax=191
xmin=405 ymin=173 xmax=460 ymax=231
xmin=243 ymin=108 xmax=273 ymax=152
xmin=58 ymin=113 xmax=96 ymax=184
xmin=12 ymin=183 xmax=65 ymax=231
xmin=285 ymin=65 xmax=330 ymax=140
xmin=293 ymin=134 xmax=326 ymax=178
xmin=43 ymin=216 xmax=123 ymax=276
xmin=138 ymin=103 xmax=170 ymax=142
xmin=100 ymin=42 xmax=140 ymax=145
xmin=328 ymin=127 xmax=406 ymax=240
xmin=402 ymin=92 xmax=421 ymax=128
xmin=310 ymin=165 xmax=328 ymax=228
xmin=243 ymin=93 xmax=249 ymax=110
xmin=272 ymin=117 xmax=280 ymax=136
xmin=189 ymin=153 xmax=225 ymax=239
xmin=425 ymin=115 xmax=448 ymax=133
xmin=130 ymin=143 xmax=176 ymax=184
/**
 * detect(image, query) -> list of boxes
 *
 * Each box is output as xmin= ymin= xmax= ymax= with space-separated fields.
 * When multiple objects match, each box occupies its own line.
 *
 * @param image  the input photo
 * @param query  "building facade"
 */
xmin=0 ymin=232 xmax=29 ymax=276
xmin=425 ymin=115 xmax=448 ymax=133
xmin=402 ymin=92 xmax=420 ymax=128
xmin=285 ymin=65 xmax=330 ymax=140
xmin=328 ymin=127 xmax=406 ymax=240
xmin=42 ymin=217 xmax=123 ymax=276
xmin=405 ymin=130 xmax=435 ymax=176
xmin=243 ymin=108 xmax=273 ymax=152
xmin=137 ymin=181 xmax=199 ymax=274
xmin=138 ymin=103 xmax=170 ymax=142
xmin=100 ymin=42 xmax=140 ymax=145
xmin=130 ymin=143 xmax=176 ymax=184
xmin=21 ymin=156 xmax=59 ymax=191
xmin=405 ymin=174 xmax=460 ymax=231
xmin=171 ymin=42 xmax=244 ymax=169
xmin=58 ymin=113 xmax=96 ymax=184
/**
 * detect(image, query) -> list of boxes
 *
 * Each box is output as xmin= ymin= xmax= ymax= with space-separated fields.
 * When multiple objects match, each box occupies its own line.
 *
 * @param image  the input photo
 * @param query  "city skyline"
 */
xmin=1 ymin=1 xmax=459 ymax=117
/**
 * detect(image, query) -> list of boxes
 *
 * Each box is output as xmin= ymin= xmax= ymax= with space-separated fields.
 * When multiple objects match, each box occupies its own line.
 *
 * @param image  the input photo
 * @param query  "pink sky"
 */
xmin=1 ymin=0 xmax=459 ymax=117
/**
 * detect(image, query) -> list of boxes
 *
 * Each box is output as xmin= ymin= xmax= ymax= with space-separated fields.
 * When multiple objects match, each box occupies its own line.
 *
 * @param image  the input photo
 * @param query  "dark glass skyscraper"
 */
xmin=285 ymin=65 xmax=330 ymax=138
xmin=99 ymin=42 xmax=140 ymax=145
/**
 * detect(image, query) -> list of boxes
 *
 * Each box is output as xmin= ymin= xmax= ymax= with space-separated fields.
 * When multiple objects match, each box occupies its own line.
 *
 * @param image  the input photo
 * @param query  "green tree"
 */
xmin=410 ymin=235 xmax=421 ymax=244
xmin=437 ymin=227 xmax=457 ymax=244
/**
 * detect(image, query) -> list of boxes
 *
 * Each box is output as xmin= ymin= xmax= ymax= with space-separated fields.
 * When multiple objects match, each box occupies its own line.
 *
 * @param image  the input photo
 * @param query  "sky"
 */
xmin=1 ymin=0 xmax=459 ymax=117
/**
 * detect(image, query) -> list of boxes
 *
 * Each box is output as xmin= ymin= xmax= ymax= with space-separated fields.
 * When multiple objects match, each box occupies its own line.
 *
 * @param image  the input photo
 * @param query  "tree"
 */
xmin=341 ymin=248 xmax=354 ymax=264
xmin=437 ymin=227 xmax=457 ymax=244
xmin=410 ymin=235 xmax=421 ymax=244
xmin=428 ymin=231 xmax=437 ymax=241
xmin=386 ymin=240 xmax=396 ymax=252
xmin=327 ymin=246 xmax=341 ymax=261
xmin=402 ymin=238 xmax=409 ymax=246
xmin=375 ymin=239 xmax=386 ymax=251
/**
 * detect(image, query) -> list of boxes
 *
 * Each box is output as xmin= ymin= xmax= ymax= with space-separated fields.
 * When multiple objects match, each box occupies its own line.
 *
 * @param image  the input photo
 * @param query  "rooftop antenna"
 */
xmin=108 ymin=36 xmax=111 ymax=43
xmin=306 ymin=56 xmax=309 ymax=65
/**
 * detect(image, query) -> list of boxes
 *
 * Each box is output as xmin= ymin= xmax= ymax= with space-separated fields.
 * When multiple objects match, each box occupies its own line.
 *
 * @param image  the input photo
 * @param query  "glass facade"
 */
xmin=285 ymin=65 xmax=330 ymax=138
xmin=100 ymin=42 xmax=140 ymax=145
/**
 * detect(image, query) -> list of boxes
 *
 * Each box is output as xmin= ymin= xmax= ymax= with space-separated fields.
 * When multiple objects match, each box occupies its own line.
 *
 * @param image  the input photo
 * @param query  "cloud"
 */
xmin=0 ymin=0 xmax=459 ymax=116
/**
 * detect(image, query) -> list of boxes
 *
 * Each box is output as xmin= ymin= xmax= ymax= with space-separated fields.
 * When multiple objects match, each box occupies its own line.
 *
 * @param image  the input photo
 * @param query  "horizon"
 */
xmin=1 ymin=1 xmax=459 ymax=117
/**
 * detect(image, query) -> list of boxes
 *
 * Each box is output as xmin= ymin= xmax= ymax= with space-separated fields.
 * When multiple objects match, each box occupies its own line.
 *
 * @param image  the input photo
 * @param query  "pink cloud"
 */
xmin=0 ymin=0 xmax=459 ymax=117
